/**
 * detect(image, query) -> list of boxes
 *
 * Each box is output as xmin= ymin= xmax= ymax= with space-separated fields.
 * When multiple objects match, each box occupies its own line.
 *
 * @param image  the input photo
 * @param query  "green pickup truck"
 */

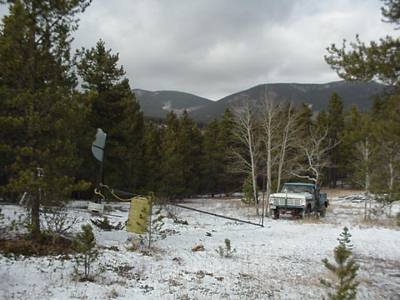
xmin=269 ymin=182 xmax=328 ymax=219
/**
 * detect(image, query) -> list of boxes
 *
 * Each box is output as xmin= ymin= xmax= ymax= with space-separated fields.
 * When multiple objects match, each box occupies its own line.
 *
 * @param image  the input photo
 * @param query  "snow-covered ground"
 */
xmin=0 ymin=194 xmax=399 ymax=300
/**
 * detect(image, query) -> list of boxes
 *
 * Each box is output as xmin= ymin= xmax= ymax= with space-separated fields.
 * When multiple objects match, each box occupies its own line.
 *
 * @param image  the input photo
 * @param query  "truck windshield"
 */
xmin=281 ymin=184 xmax=313 ymax=194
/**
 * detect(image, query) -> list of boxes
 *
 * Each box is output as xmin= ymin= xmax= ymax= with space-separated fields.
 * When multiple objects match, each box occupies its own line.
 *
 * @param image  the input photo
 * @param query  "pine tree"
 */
xmin=342 ymin=107 xmax=374 ymax=192
xmin=73 ymin=224 xmax=98 ymax=280
xmin=178 ymin=111 xmax=203 ymax=195
xmin=325 ymin=0 xmax=400 ymax=207
xmin=159 ymin=111 xmax=203 ymax=198
xmin=321 ymin=227 xmax=359 ymax=300
xmin=242 ymin=175 xmax=254 ymax=204
xmin=296 ymin=103 xmax=313 ymax=138
xmin=325 ymin=0 xmax=399 ymax=88
xmin=202 ymin=119 xmax=224 ymax=194
xmin=76 ymin=40 xmax=144 ymax=192
xmin=0 ymin=0 xmax=91 ymax=239
xmin=326 ymin=93 xmax=345 ymax=188
xmin=142 ymin=121 xmax=162 ymax=193
xmin=160 ymin=112 xmax=184 ymax=198
xmin=218 ymin=109 xmax=240 ymax=193
xmin=369 ymin=94 xmax=400 ymax=208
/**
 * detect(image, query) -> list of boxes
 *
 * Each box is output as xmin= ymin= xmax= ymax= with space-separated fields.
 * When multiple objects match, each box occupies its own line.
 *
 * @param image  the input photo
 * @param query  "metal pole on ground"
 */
xmin=171 ymin=203 xmax=263 ymax=227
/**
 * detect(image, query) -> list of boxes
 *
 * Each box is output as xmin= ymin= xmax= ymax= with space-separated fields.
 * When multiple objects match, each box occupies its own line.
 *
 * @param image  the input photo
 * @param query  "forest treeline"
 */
xmin=0 ymin=0 xmax=399 ymax=210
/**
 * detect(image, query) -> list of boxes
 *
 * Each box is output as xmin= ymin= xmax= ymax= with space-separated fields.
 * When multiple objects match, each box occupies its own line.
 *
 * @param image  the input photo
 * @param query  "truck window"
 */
xmin=281 ymin=184 xmax=313 ymax=194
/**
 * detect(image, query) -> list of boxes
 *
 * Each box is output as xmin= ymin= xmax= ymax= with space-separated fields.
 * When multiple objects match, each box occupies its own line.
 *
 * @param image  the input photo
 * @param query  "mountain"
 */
xmin=133 ymin=89 xmax=212 ymax=120
xmin=134 ymin=81 xmax=386 ymax=123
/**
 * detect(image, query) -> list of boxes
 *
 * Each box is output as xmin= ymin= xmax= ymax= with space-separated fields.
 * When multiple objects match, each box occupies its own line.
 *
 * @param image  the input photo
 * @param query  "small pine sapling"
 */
xmin=216 ymin=238 xmax=236 ymax=258
xmin=73 ymin=224 xmax=98 ymax=281
xmin=321 ymin=227 xmax=359 ymax=300
xmin=242 ymin=176 xmax=255 ymax=204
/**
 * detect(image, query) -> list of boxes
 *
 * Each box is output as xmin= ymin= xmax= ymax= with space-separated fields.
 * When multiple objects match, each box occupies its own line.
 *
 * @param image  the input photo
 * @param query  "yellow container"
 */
xmin=126 ymin=196 xmax=151 ymax=234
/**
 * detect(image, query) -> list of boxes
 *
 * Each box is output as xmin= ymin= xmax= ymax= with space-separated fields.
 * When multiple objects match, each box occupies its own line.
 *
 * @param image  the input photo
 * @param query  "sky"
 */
xmin=1 ymin=1 xmax=397 ymax=100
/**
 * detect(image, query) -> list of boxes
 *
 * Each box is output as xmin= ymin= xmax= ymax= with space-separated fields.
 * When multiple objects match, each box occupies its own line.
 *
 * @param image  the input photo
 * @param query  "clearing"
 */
xmin=0 ymin=192 xmax=399 ymax=299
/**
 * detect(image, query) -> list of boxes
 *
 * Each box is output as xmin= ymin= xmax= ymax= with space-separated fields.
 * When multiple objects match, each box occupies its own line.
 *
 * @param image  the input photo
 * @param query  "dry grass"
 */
xmin=358 ymin=217 xmax=399 ymax=229
xmin=296 ymin=216 xmax=324 ymax=224
xmin=321 ymin=188 xmax=364 ymax=199
xmin=0 ymin=234 xmax=74 ymax=256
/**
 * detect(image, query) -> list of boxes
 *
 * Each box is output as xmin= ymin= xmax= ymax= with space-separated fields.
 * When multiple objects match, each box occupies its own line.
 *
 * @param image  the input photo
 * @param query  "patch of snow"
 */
xmin=0 ymin=197 xmax=399 ymax=299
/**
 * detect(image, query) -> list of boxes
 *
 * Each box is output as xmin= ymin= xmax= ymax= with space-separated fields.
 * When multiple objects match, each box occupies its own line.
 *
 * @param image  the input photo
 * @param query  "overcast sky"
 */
xmin=1 ymin=1 xmax=396 ymax=99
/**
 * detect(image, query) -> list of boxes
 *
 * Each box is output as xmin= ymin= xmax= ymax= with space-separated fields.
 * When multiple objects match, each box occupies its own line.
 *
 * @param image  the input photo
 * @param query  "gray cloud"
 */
xmin=1 ymin=1 xmax=396 ymax=99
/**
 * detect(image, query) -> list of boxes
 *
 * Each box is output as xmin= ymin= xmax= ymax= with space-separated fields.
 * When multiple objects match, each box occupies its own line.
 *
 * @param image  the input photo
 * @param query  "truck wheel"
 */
xmin=301 ymin=205 xmax=311 ymax=219
xmin=320 ymin=206 xmax=326 ymax=217
xmin=273 ymin=209 xmax=280 ymax=219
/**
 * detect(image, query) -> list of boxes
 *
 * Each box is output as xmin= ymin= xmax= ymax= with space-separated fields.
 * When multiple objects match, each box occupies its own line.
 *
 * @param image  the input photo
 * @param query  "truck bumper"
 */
xmin=272 ymin=205 xmax=304 ymax=210
xmin=272 ymin=206 xmax=305 ymax=215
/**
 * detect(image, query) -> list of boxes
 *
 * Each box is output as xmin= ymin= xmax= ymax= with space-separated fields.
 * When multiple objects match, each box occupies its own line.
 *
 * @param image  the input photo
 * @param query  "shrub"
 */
xmin=41 ymin=205 xmax=79 ymax=239
xmin=321 ymin=227 xmax=359 ymax=300
xmin=73 ymin=224 xmax=98 ymax=281
xmin=90 ymin=216 xmax=123 ymax=231
xmin=216 ymin=238 xmax=236 ymax=258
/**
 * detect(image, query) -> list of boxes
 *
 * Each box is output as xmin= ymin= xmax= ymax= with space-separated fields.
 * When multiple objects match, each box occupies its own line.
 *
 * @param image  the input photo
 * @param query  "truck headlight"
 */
xmin=300 ymin=198 xmax=306 ymax=206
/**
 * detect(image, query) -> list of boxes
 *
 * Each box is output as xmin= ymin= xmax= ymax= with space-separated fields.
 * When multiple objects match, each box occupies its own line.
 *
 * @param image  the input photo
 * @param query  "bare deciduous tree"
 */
xmin=374 ymin=138 xmax=400 ymax=217
xmin=230 ymin=102 xmax=261 ymax=215
xmin=291 ymin=127 xmax=337 ymax=186
xmin=275 ymin=102 xmax=302 ymax=192
xmin=352 ymin=138 xmax=373 ymax=220
xmin=260 ymin=91 xmax=283 ymax=216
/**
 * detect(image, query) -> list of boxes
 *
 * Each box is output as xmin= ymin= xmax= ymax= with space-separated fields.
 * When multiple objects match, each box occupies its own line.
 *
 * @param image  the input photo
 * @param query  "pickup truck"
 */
xmin=269 ymin=182 xmax=328 ymax=219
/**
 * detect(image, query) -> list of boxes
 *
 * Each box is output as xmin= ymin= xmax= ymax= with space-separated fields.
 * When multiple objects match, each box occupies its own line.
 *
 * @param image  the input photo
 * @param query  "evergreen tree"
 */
xmin=242 ymin=175 xmax=254 ymax=204
xmin=0 ymin=0 xmax=91 ymax=239
xmin=325 ymin=0 xmax=399 ymax=88
xmin=315 ymin=110 xmax=329 ymax=131
xmin=382 ymin=0 xmax=400 ymax=26
xmin=326 ymin=93 xmax=345 ymax=188
xmin=342 ymin=106 xmax=374 ymax=191
xmin=218 ymin=109 xmax=240 ymax=192
xmin=369 ymin=94 xmax=400 ymax=207
xmin=142 ymin=121 xmax=162 ymax=193
xmin=321 ymin=227 xmax=359 ymax=300
xmin=202 ymin=119 xmax=225 ymax=194
xmin=73 ymin=224 xmax=98 ymax=280
xmin=76 ymin=40 xmax=144 ymax=192
xmin=325 ymin=0 xmax=400 ymax=203
xmin=159 ymin=112 xmax=184 ymax=198
xmin=159 ymin=111 xmax=203 ymax=198
xmin=177 ymin=111 xmax=203 ymax=196
xmin=296 ymin=103 xmax=313 ymax=138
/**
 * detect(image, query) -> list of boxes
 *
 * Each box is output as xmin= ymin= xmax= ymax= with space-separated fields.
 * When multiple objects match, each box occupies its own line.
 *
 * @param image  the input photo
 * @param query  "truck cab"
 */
xmin=269 ymin=182 xmax=328 ymax=219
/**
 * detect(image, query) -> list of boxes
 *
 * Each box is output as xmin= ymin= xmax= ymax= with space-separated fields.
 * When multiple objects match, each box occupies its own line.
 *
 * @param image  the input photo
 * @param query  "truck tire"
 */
xmin=320 ymin=206 xmax=326 ymax=217
xmin=273 ymin=209 xmax=280 ymax=219
xmin=301 ymin=205 xmax=311 ymax=219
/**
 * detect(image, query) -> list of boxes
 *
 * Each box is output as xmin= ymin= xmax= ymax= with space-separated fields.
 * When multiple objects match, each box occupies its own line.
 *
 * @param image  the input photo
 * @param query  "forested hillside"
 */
xmin=135 ymin=81 xmax=386 ymax=122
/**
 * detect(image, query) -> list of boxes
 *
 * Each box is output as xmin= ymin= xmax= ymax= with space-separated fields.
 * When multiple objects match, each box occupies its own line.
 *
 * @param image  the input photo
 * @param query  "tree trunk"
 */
xmin=31 ymin=190 xmax=40 ymax=240
xmin=277 ymin=114 xmax=289 ymax=192
xmin=265 ymin=111 xmax=273 ymax=217
xmin=248 ymin=125 xmax=259 ymax=216
xmin=364 ymin=138 xmax=370 ymax=221
xmin=388 ymin=161 xmax=394 ymax=217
